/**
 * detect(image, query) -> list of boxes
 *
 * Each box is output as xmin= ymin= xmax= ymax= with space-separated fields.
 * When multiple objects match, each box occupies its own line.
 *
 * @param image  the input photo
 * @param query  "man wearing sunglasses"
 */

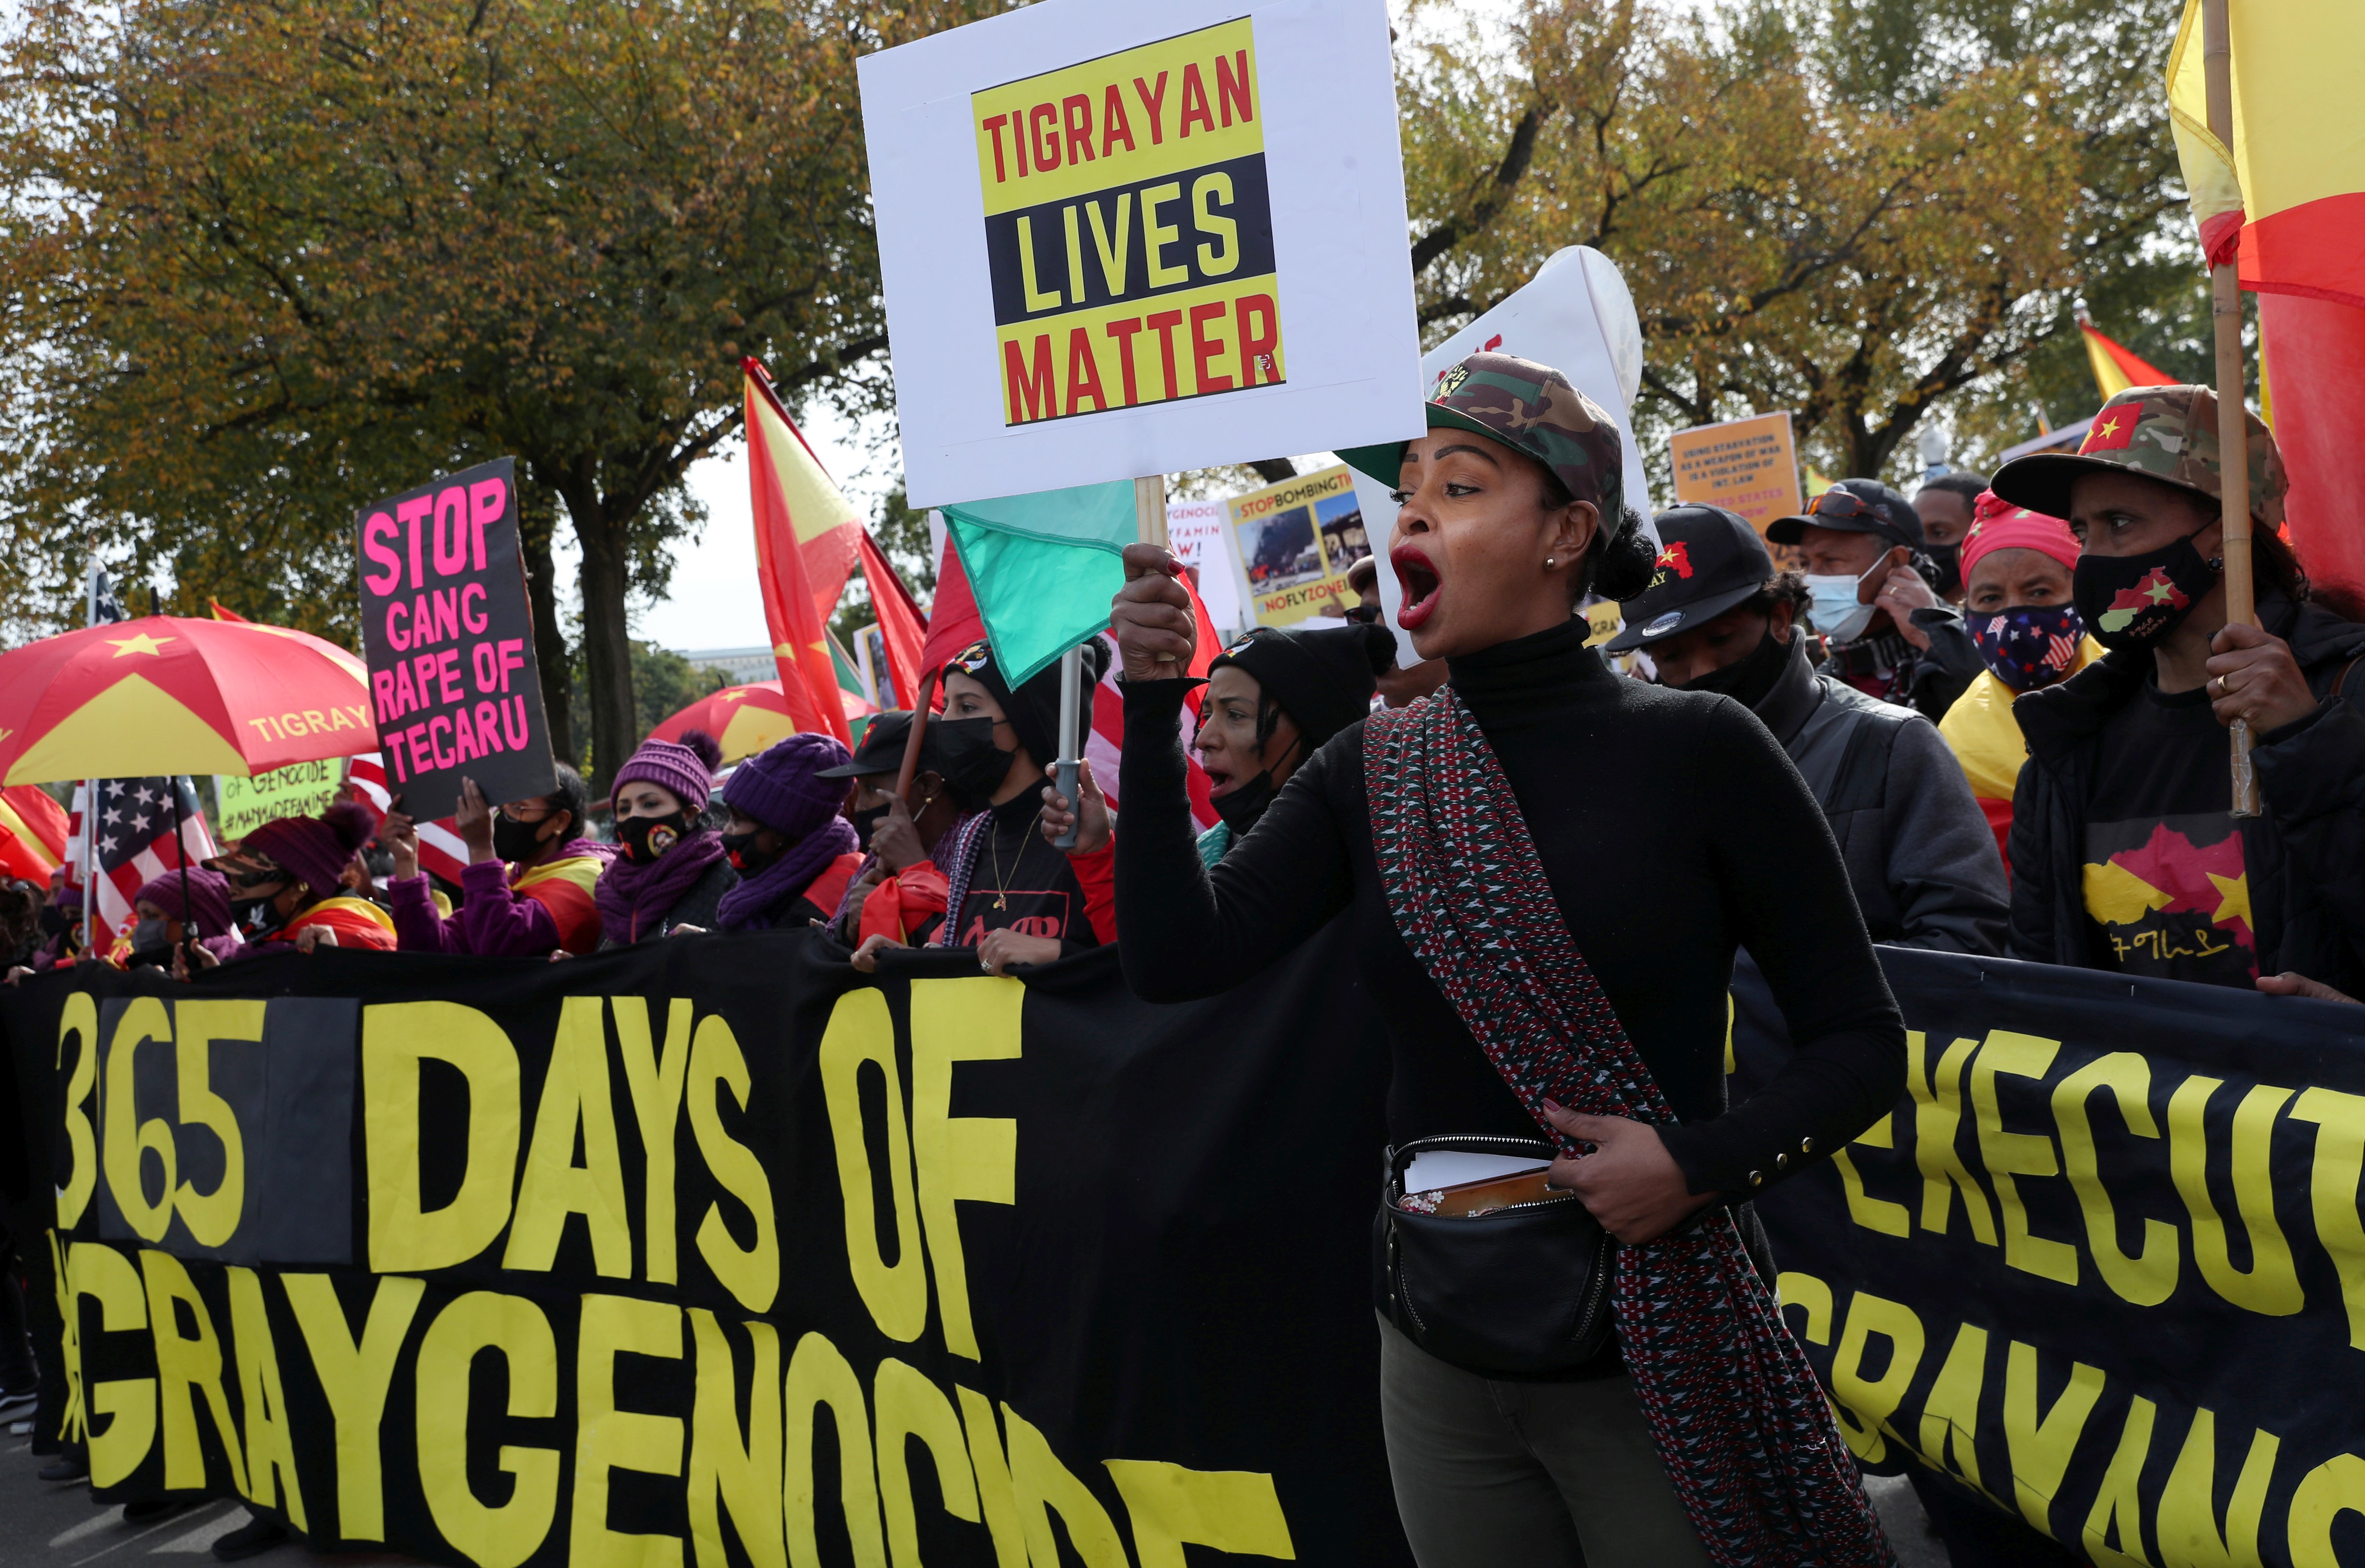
xmin=1768 ymin=478 xmax=1981 ymax=721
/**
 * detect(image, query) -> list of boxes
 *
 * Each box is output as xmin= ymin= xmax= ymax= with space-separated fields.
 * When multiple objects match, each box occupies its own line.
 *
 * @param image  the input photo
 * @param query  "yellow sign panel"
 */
xmin=1226 ymin=463 xmax=1367 ymax=627
xmin=974 ymin=20 xmax=1285 ymax=426
xmin=215 ymin=759 xmax=345 ymax=843
xmin=1668 ymin=412 xmax=1803 ymax=534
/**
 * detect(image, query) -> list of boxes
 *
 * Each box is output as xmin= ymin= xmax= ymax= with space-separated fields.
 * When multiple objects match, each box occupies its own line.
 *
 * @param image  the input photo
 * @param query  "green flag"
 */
xmin=941 ymin=480 xmax=1135 ymax=685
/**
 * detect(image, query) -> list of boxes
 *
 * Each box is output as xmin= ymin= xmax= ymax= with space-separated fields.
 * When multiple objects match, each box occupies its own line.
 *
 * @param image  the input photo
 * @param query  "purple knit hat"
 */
xmin=135 ymin=866 xmax=233 ymax=938
xmin=239 ymin=802 xmax=376 ymax=897
xmin=722 ymin=732 xmax=852 ymax=838
xmin=613 ymin=729 xmax=722 ymax=813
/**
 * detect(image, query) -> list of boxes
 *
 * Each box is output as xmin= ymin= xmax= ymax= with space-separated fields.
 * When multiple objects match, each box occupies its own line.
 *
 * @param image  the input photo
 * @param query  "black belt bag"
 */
xmin=1372 ymin=1134 xmax=1617 ymax=1376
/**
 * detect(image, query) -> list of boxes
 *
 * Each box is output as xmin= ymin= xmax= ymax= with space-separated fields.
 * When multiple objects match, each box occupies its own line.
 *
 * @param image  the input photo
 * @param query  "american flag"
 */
xmin=67 ymin=776 xmax=217 ymax=940
xmin=343 ymin=753 xmax=471 ymax=883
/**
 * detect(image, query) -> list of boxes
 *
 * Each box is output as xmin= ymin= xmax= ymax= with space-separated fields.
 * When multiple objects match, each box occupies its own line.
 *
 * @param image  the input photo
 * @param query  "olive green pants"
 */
xmin=1377 ymin=1316 xmax=1715 ymax=1568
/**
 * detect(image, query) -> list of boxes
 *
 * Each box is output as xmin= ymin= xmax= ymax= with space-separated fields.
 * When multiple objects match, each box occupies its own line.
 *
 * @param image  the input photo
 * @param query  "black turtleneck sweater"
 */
xmin=1116 ymin=618 xmax=1904 ymax=1199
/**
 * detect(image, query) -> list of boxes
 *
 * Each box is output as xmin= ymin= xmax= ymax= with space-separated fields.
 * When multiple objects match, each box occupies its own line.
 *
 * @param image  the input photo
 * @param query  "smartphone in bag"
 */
xmin=1403 ymin=1165 xmax=1577 ymax=1218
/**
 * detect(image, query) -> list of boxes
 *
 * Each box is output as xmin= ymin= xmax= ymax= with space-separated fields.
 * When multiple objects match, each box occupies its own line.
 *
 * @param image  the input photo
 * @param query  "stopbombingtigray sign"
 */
xmin=861 ymin=0 xmax=1422 ymax=507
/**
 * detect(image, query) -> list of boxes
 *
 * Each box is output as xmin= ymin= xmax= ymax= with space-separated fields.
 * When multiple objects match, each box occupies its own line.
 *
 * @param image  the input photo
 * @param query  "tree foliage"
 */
xmin=0 ymin=0 xmax=987 ymax=788
xmin=1398 ymin=0 xmax=2192 ymax=485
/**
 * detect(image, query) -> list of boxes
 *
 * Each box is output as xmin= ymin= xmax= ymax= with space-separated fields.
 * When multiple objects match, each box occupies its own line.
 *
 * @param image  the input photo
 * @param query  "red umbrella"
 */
xmin=650 ymin=680 xmax=875 ymax=766
xmin=0 ymin=614 xmax=375 ymax=784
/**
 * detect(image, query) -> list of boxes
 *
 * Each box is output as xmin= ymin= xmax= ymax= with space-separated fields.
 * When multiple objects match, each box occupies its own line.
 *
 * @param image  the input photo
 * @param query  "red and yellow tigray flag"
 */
xmin=2168 ymin=0 xmax=2365 ymax=603
xmin=207 ymin=599 xmax=249 ymax=623
xmin=2167 ymin=0 xmax=2365 ymax=308
xmin=0 ymin=783 xmax=70 ymax=879
xmin=2077 ymin=313 xmax=2175 ymax=401
xmin=745 ymin=368 xmax=853 ymax=747
xmin=741 ymin=357 xmax=864 ymax=627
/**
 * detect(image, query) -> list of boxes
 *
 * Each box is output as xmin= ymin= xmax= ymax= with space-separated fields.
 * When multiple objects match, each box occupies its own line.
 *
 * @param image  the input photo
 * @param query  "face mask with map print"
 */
xmin=2073 ymin=532 xmax=2218 ymax=650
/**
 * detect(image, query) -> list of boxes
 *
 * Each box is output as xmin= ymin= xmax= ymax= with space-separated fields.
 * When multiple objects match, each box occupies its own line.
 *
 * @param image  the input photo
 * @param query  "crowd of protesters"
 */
xmin=5 ymin=368 xmax=2365 ymax=1566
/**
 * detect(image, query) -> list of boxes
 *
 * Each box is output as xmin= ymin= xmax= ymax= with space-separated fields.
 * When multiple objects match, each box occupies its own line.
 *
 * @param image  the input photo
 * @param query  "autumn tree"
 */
xmin=0 ymin=0 xmax=987 ymax=789
xmin=1397 ymin=0 xmax=2191 ymax=483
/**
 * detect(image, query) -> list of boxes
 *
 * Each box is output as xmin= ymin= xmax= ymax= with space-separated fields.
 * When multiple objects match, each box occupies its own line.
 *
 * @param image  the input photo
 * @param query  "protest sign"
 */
xmin=1347 ymin=246 xmax=1654 ymax=665
xmin=859 ymin=0 xmax=1422 ymax=507
xmin=1668 ymin=411 xmax=1803 ymax=533
xmin=352 ymin=457 xmax=555 ymax=819
xmin=1164 ymin=497 xmax=1244 ymax=634
xmin=212 ymin=759 xmax=345 ymax=842
xmin=1734 ymin=949 xmax=2365 ymax=1564
xmin=1228 ymin=463 xmax=1368 ymax=628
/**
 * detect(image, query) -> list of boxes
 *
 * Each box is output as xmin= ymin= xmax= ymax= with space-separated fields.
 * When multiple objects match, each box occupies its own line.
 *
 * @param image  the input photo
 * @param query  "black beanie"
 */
xmin=950 ymin=638 xmax=1111 ymax=765
xmin=1209 ymin=623 xmax=1394 ymax=751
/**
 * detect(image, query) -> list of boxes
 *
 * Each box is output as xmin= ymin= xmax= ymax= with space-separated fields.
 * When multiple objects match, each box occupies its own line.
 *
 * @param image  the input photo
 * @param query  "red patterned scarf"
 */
xmin=1364 ymin=689 xmax=1892 ymax=1567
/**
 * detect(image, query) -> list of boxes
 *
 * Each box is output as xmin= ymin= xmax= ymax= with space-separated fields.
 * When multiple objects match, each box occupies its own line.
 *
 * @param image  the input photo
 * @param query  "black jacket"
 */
xmin=1752 ymin=634 xmax=2007 ymax=953
xmin=2006 ymin=593 xmax=2365 ymax=991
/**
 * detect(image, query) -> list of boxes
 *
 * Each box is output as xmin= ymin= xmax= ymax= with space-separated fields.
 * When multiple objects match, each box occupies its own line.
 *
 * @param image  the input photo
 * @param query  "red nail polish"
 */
xmin=1542 ymin=1098 xmax=1562 ymax=1114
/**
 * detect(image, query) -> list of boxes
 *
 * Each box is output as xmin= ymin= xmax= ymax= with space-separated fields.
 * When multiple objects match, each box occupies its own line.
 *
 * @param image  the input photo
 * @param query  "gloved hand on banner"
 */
xmin=1539 ymin=1101 xmax=1720 ymax=1246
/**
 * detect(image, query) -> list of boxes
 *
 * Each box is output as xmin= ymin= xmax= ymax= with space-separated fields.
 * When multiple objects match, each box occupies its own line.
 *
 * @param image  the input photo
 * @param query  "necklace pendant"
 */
xmin=993 ymin=895 xmax=1007 ymax=910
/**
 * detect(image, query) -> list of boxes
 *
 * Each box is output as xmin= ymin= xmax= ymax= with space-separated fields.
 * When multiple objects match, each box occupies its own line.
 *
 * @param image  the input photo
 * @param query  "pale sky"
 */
xmin=613 ymin=399 xmax=895 ymax=655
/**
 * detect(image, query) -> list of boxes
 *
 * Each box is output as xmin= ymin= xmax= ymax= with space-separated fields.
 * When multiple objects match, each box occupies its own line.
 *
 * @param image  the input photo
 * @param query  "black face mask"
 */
xmin=231 ymin=890 xmax=285 ymax=937
xmin=2073 ymin=531 xmax=2219 ymax=650
xmin=493 ymin=813 xmax=555 ymax=865
xmin=935 ymin=717 xmax=1016 ymax=803
xmin=616 ymin=810 xmax=696 ymax=864
xmin=1675 ymin=627 xmax=1792 ymax=711
xmin=1211 ymin=771 xmax=1279 ymax=836
xmin=721 ymin=829 xmax=782 ymax=874
xmin=849 ymin=804 xmax=888 ymax=850
xmin=1928 ymin=541 xmax=1963 ymax=601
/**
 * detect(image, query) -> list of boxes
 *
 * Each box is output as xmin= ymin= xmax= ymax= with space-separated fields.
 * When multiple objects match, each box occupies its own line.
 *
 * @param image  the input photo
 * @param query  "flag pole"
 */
xmin=81 ymin=561 xmax=100 ymax=957
xmin=2202 ymin=0 xmax=2261 ymax=817
xmin=1050 ymin=645 xmax=1084 ymax=849
xmin=1135 ymin=474 xmax=1179 ymax=675
xmin=892 ymin=669 xmax=937 ymax=810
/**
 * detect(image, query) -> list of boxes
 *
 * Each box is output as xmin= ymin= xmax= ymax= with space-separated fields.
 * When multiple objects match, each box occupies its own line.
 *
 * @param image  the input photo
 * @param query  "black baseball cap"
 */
xmin=1766 ymin=478 xmax=1924 ymax=551
xmin=816 ymin=710 xmax=932 ymax=778
xmin=1604 ymin=506 xmax=1775 ymax=651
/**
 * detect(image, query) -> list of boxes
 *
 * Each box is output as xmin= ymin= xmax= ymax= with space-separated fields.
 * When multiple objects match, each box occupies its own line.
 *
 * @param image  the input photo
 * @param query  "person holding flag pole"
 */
xmin=1988 ymin=0 xmax=2365 ymax=1004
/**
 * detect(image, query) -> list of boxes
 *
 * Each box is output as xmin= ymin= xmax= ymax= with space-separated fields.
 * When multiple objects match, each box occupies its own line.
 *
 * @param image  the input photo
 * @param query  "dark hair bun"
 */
xmin=1587 ymin=507 xmax=1658 ymax=602
xmin=678 ymin=728 xmax=724 ymax=772
xmin=1080 ymin=637 xmax=1111 ymax=683
xmin=323 ymin=800 xmax=378 ymax=853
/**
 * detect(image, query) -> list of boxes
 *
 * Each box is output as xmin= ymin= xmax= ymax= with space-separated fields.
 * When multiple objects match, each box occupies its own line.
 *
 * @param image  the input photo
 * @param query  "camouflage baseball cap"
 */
xmin=1340 ymin=352 xmax=1624 ymax=521
xmin=1990 ymin=383 xmax=2287 ymax=530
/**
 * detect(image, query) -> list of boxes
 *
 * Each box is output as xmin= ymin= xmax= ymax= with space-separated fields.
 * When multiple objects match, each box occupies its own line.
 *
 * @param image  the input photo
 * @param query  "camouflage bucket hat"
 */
xmin=1990 ymin=383 xmax=2287 ymax=531
xmin=1340 ymin=352 xmax=1624 ymax=521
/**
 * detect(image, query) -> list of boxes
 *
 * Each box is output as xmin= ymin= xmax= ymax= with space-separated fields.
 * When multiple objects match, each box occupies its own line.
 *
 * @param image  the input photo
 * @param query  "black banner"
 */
xmin=353 ymin=456 xmax=556 ymax=818
xmin=18 ymin=935 xmax=2365 ymax=1566
xmin=3 ymin=930 xmax=1409 ymax=1568
xmin=1734 ymin=949 xmax=2365 ymax=1567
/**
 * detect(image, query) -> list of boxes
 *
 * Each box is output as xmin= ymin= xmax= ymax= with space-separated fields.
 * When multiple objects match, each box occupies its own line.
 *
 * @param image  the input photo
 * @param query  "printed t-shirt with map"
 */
xmin=944 ymin=791 xmax=1116 ymax=952
xmin=2080 ymin=677 xmax=2256 ymax=984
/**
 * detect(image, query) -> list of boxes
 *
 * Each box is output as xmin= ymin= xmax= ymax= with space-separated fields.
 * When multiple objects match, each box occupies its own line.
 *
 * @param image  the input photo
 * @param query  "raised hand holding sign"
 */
xmin=353 ymin=457 xmax=556 ymax=819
